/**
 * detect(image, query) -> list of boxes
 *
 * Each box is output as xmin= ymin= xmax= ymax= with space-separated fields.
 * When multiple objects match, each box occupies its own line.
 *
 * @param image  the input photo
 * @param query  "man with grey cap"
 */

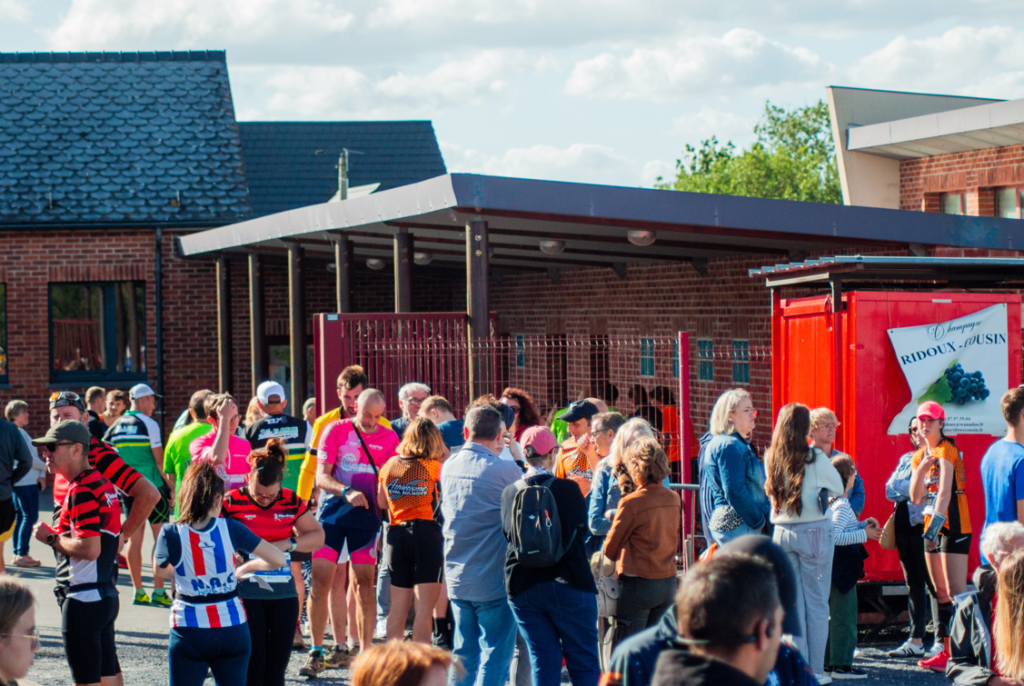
xmin=32 ymin=420 xmax=124 ymax=686
xmin=606 ymin=535 xmax=816 ymax=686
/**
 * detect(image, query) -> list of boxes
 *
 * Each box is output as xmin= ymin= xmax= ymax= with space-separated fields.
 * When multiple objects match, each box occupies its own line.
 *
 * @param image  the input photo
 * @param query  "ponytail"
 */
xmin=249 ymin=437 xmax=287 ymax=486
xmin=179 ymin=461 xmax=225 ymax=525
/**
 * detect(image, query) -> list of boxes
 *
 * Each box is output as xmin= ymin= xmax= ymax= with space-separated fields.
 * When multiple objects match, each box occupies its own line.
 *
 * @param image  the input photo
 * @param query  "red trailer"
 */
xmin=755 ymin=256 xmax=1024 ymax=583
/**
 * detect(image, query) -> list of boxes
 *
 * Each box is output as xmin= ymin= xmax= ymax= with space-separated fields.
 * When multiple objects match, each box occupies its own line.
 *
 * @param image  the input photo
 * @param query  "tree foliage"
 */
xmin=657 ymin=100 xmax=842 ymax=204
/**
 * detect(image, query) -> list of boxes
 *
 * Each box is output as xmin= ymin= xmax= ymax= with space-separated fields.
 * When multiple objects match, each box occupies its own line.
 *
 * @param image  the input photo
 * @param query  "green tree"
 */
xmin=657 ymin=100 xmax=841 ymax=204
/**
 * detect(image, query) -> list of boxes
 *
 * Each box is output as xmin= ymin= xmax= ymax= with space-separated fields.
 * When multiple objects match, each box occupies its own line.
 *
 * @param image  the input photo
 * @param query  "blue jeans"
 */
xmin=449 ymin=597 xmax=517 ymax=686
xmin=169 ymin=623 xmax=251 ymax=686
xmin=509 ymin=580 xmax=599 ymax=686
xmin=12 ymin=485 xmax=39 ymax=557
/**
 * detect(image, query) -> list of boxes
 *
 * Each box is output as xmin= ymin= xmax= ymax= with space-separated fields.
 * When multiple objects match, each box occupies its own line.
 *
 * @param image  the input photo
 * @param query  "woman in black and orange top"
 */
xmin=376 ymin=417 xmax=445 ymax=644
xmin=222 ymin=439 xmax=324 ymax=686
xmin=910 ymin=401 xmax=971 ymax=672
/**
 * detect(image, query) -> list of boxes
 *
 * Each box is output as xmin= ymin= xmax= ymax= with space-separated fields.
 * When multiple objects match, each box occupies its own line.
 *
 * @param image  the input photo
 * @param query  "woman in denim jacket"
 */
xmin=699 ymin=388 xmax=770 ymax=546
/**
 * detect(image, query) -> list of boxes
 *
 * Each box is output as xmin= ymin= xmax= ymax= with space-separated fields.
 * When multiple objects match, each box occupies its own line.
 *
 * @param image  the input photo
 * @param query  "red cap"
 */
xmin=520 ymin=426 xmax=559 ymax=456
xmin=916 ymin=401 xmax=946 ymax=420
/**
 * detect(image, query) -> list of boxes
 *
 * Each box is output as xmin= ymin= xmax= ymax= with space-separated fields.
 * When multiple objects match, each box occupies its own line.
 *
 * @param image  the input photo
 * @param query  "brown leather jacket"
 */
xmin=603 ymin=482 xmax=681 ymax=579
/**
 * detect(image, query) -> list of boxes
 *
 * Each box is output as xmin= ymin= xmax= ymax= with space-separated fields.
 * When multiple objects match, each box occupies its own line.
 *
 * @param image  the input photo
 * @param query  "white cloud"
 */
xmin=847 ymin=26 xmax=1024 ymax=98
xmin=47 ymin=0 xmax=354 ymax=51
xmin=565 ymin=29 xmax=831 ymax=102
xmin=442 ymin=141 xmax=639 ymax=185
xmin=0 ymin=0 xmax=28 ymax=21
xmin=238 ymin=51 xmax=522 ymax=119
xmin=670 ymin=106 xmax=753 ymax=143
xmin=641 ymin=159 xmax=676 ymax=187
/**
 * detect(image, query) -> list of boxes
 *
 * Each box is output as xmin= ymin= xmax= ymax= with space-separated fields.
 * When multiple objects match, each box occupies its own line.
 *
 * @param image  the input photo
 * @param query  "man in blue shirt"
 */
xmin=440 ymin=405 xmax=522 ymax=686
xmin=979 ymin=388 xmax=1024 ymax=563
xmin=421 ymin=396 xmax=464 ymax=449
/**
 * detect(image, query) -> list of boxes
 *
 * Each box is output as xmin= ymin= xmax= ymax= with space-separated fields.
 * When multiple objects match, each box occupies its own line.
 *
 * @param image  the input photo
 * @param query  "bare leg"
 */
xmin=330 ymin=563 xmax=349 ymax=645
xmin=413 ymin=583 xmax=443 ymax=644
xmin=149 ymin=523 xmax=165 ymax=591
xmin=434 ymin=580 xmax=448 ymax=618
xmin=388 ymin=585 xmax=414 ymax=642
xmin=925 ymin=552 xmax=950 ymax=603
xmin=292 ymin=561 xmax=306 ymax=629
xmin=310 ymin=559 xmax=337 ymax=650
xmin=943 ymin=553 xmax=968 ymax=597
xmin=352 ymin=563 xmax=376 ymax=652
xmin=100 ymin=672 xmax=124 ymax=686
xmin=125 ymin=522 xmax=145 ymax=591
xmin=347 ymin=571 xmax=358 ymax=649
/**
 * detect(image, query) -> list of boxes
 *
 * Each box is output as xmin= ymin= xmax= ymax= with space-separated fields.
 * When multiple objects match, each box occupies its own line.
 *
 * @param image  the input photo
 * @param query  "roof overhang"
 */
xmin=751 ymin=254 xmax=1024 ymax=290
xmin=178 ymin=173 xmax=1024 ymax=271
xmin=847 ymin=98 xmax=1024 ymax=159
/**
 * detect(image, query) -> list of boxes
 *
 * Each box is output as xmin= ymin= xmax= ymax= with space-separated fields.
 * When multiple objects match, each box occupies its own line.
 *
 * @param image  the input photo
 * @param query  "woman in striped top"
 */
xmin=155 ymin=461 xmax=286 ymax=686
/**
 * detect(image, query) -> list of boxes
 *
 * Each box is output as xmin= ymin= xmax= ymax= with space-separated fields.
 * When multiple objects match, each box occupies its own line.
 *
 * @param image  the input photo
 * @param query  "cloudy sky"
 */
xmin=3 ymin=0 xmax=1023 ymax=187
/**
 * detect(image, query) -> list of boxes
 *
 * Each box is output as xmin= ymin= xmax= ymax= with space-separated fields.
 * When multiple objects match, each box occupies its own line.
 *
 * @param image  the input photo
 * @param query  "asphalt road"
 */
xmin=5 ymin=494 xmax=949 ymax=686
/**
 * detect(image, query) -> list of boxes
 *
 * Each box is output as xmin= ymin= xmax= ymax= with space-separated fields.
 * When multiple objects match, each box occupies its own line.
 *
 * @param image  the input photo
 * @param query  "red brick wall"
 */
xmin=901 ymin=144 xmax=1024 ymax=213
xmin=0 ymin=229 xmax=219 ymax=437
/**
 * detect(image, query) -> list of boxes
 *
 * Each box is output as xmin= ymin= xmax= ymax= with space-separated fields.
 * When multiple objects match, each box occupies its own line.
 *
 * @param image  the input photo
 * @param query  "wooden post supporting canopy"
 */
xmin=335 ymin=237 xmax=352 ymax=313
xmin=216 ymin=256 xmax=232 ymax=394
xmin=394 ymin=229 xmax=412 ymax=313
xmin=248 ymin=253 xmax=267 ymax=396
xmin=288 ymin=244 xmax=307 ymax=417
xmin=466 ymin=220 xmax=489 ymax=397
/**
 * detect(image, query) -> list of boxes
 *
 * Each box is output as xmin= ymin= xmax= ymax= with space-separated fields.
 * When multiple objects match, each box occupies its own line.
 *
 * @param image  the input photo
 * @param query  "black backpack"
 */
xmin=509 ymin=475 xmax=574 ymax=568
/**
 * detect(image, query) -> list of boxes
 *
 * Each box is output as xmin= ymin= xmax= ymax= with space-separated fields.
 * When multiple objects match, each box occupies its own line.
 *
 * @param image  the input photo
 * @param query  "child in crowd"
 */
xmin=827 ymin=454 xmax=882 ymax=680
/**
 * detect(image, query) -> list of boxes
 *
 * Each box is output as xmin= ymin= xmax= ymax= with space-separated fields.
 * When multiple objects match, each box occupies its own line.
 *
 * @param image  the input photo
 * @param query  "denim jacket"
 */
xmin=589 ymin=459 xmax=621 ymax=538
xmin=886 ymin=450 xmax=926 ymax=526
xmin=699 ymin=432 xmax=769 ymax=532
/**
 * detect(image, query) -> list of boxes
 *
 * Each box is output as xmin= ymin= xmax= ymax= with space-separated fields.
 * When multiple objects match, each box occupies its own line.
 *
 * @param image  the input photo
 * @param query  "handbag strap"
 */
xmin=352 ymin=424 xmax=380 ymax=479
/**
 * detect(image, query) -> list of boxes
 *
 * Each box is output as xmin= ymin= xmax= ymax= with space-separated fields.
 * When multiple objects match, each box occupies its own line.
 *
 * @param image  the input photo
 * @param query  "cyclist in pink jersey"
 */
xmin=190 ymin=394 xmax=250 ymax=489
xmin=302 ymin=389 xmax=398 ymax=676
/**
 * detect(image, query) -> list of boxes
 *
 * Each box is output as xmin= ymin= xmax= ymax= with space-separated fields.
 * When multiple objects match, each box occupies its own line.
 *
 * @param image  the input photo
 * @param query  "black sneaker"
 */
xmin=831 ymin=666 xmax=868 ymax=680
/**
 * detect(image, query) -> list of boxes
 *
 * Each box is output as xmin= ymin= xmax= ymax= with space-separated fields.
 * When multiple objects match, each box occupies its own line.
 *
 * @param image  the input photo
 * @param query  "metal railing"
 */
xmin=669 ymin=483 xmax=701 ymax=571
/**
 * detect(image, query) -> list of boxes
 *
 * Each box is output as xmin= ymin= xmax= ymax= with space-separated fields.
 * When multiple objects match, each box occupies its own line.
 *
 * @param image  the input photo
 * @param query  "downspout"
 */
xmin=155 ymin=227 xmax=164 ymax=423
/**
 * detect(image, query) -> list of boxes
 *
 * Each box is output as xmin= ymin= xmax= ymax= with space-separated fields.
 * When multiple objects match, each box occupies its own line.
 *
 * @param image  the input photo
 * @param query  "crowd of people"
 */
xmin=5 ymin=371 xmax=1024 ymax=686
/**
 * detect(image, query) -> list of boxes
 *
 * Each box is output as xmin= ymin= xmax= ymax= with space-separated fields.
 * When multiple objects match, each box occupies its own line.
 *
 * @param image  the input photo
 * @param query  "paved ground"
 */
xmin=5 ymin=494 xmax=950 ymax=686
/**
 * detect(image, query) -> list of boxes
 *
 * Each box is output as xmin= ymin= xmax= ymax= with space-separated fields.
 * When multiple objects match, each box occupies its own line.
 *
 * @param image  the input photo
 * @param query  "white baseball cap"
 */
xmin=129 ymin=383 xmax=161 ymax=400
xmin=256 ymin=380 xmax=287 ymax=404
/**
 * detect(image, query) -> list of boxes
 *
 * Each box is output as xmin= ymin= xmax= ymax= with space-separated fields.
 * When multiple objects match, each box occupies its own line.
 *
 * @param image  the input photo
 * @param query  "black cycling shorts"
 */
xmin=122 ymin=484 xmax=172 ymax=525
xmin=0 ymin=497 xmax=15 ymax=534
xmin=63 ymin=595 xmax=120 ymax=683
xmin=930 ymin=531 xmax=972 ymax=556
xmin=385 ymin=519 xmax=443 ymax=589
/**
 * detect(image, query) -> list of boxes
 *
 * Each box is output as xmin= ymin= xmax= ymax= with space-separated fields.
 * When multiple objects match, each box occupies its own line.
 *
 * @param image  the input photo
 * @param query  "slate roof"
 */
xmin=238 ymin=121 xmax=447 ymax=217
xmin=0 ymin=51 xmax=251 ymax=226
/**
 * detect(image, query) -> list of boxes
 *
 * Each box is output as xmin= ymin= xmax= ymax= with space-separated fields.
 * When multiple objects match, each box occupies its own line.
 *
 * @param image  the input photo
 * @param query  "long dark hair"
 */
xmin=501 ymin=387 xmax=541 ymax=430
xmin=765 ymin=403 xmax=813 ymax=517
xmin=178 ymin=461 xmax=225 ymax=525
xmin=249 ymin=438 xmax=287 ymax=486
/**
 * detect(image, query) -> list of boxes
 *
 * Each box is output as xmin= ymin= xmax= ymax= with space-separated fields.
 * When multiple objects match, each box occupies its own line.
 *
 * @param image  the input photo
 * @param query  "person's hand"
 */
xmin=37 ymin=477 xmax=46 ymax=490
xmin=864 ymin=517 xmax=879 ymax=528
xmin=925 ymin=537 xmax=938 ymax=553
xmin=918 ymin=453 xmax=938 ymax=472
xmin=345 ymin=489 xmax=369 ymax=509
xmin=864 ymin=522 xmax=882 ymax=541
xmin=220 ymin=400 xmax=239 ymax=423
xmin=604 ymin=509 xmax=616 ymax=520
xmin=33 ymin=522 xmax=55 ymax=544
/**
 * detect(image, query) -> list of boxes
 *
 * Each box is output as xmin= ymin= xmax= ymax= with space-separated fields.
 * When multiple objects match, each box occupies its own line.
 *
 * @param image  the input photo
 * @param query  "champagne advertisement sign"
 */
xmin=886 ymin=303 xmax=1008 ymax=435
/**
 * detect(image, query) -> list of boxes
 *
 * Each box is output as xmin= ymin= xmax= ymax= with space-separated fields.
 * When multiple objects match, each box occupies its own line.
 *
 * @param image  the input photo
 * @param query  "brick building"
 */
xmin=0 ymin=51 xmax=446 ymax=436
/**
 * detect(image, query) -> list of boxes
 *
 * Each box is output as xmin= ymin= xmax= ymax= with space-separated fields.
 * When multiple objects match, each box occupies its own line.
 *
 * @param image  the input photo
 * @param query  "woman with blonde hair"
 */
xmin=995 ymin=548 xmax=1024 ymax=681
xmin=0 ymin=577 xmax=39 ymax=686
xmin=376 ymin=418 xmax=447 ymax=644
xmin=603 ymin=437 xmax=681 ymax=651
xmin=765 ymin=403 xmax=845 ymax=682
xmin=699 ymin=388 xmax=769 ymax=546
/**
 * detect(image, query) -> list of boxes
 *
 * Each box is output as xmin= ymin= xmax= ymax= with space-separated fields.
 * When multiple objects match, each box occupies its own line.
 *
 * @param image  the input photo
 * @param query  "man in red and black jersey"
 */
xmin=32 ymin=420 xmax=124 ymax=686
xmin=49 ymin=391 xmax=159 ymax=540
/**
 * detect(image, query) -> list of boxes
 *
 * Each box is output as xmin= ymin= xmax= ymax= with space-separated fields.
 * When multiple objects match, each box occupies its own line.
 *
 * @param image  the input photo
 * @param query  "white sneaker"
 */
xmin=853 ymin=648 xmax=863 ymax=659
xmin=815 ymin=673 xmax=833 ymax=685
xmin=374 ymin=618 xmax=388 ymax=640
xmin=887 ymin=640 xmax=925 ymax=658
xmin=925 ymin=642 xmax=943 ymax=659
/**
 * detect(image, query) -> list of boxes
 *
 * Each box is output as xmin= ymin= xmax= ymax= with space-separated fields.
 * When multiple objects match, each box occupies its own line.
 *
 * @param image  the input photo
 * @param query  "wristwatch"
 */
xmin=288 ymin=538 xmax=297 ymax=553
xmin=46 ymin=533 xmax=57 ymax=546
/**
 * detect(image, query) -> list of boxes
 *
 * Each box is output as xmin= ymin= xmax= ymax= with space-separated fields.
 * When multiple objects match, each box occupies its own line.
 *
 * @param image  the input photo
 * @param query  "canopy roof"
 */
xmin=178 ymin=173 xmax=1024 ymax=270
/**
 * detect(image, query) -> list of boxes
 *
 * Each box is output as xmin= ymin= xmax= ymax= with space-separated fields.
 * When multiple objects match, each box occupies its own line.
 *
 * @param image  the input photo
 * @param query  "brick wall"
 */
xmin=901 ymin=143 xmax=1024 ymax=212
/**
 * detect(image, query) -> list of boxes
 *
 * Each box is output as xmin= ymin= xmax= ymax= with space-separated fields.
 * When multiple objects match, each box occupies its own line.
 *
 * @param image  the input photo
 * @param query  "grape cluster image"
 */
xmin=944 ymin=363 xmax=990 ymax=406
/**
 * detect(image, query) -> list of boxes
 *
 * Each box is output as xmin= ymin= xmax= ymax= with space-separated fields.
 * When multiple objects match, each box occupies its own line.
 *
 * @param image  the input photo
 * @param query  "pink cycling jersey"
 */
xmin=316 ymin=419 xmax=399 ymax=509
xmin=190 ymin=431 xmax=252 ymax=488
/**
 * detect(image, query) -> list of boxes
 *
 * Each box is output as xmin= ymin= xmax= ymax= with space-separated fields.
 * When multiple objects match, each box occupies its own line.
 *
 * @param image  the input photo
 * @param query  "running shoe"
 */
xmin=924 ymin=642 xmax=943 ymax=659
xmin=150 ymin=589 xmax=172 ymax=608
xmin=374 ymin=617 xmax=388 ymax=640
xmin=299 ymin=650 xmax=325 ymax=678
xmin=814 ymin=674 xmax=832 ymax=685
xmin=294 ymin=628 xmax=307 ymax=651
xmin=10 ymin=555 xmax=41 ymax=568
xmin=323 ymin=645 xmax=351 ymax=669
xmin=831 ymin=667 xmax=868 ymax=680
xmin=133 ymin=589 xmax=151 ymax=606
xmin=918 ymin=649 xmax=949 ymax=672
xmin=887 ymin=640 xmax=925 ymax=658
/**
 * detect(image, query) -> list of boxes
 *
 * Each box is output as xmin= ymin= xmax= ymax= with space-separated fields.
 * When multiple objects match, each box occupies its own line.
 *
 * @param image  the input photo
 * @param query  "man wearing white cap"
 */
xmin=104 ymin=383 xmax=174 ymax=607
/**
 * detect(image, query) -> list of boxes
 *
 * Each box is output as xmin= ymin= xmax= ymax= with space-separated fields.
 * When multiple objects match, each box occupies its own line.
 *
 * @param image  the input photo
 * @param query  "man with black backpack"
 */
xmin=502 ymin=425 xmax=599 ymax=686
